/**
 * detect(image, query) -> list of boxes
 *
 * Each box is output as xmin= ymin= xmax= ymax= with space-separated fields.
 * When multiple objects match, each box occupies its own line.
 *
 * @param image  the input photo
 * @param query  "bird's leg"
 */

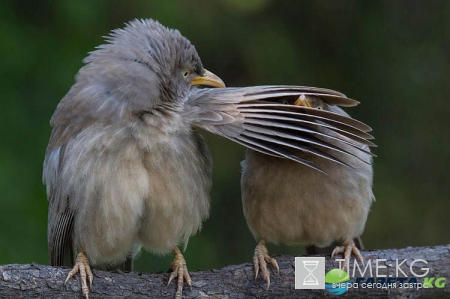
xmin=168 ymin=247 xmax=191 ymax=299
xmin=331 ymin=239 xmax=364 ymax=270
xmin=65 ymin=252 xmax=93 ymax=299
xmin=253 ymin=239 xmax=280 ymax=289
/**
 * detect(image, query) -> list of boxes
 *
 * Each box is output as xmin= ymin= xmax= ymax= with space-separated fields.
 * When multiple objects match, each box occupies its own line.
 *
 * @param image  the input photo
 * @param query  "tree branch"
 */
xmin=1 ymin=245 xmax=449 ymax=298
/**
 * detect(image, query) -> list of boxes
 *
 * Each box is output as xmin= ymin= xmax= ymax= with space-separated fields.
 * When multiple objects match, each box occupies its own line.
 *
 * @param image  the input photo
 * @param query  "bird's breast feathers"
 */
xmin=45 ymin=116 xmax=208 ymax=260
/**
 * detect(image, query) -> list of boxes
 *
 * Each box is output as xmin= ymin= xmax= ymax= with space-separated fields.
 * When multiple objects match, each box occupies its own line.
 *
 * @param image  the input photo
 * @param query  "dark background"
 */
xmin=1 ymin=0 xmax=449 ymax=273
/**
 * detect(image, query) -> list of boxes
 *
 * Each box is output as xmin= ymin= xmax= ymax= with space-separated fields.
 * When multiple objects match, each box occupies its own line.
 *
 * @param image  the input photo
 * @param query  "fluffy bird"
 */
xmin=43 ymin=19 xmax=374 ymax=298
xmin=241 ymin=92 xmax=375 ymax=288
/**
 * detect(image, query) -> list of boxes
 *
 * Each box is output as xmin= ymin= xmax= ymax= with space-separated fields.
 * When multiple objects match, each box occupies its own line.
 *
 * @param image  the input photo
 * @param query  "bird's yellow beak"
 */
xmin=293 ymin=94 xmax=312 ymax=107
xmin=191 ymin=69 xmax=226 ymax=88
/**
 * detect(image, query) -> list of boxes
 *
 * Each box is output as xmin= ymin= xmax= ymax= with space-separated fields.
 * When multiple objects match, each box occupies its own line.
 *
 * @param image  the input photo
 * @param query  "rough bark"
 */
xmin=1 ymin=245 xmax=449 ymax=298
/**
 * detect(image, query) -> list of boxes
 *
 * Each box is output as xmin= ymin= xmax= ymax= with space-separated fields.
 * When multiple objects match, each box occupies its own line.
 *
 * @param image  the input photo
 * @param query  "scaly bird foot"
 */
xmin=168 ymin=247 xmax=191 ymax=299
xmin=253 ymin=239 xmax=280 ymax=289
xmin=65 ymin=252 xmax=93 ymax=299
xmin=331 ymin=240 xmax=364 ymax=270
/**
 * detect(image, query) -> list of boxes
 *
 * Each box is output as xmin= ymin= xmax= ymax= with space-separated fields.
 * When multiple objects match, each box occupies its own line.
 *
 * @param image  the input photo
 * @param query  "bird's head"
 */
xmin=72 ymin=19 xmax=225 ymax=118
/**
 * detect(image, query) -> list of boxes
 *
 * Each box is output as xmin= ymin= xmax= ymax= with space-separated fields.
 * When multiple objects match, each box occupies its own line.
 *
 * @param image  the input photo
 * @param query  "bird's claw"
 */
xmin=253 ymin=240 xmax=280 ymax=289
xmin=168 ymin=247 xmax=192 ymax=299
xmin=331 ymin=240 xmax=363 ymax=270
xmin=65 ymin=252 xmax=93 ymax=299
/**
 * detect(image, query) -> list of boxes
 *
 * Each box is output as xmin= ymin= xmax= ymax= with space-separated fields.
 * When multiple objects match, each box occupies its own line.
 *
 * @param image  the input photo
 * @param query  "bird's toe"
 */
xmin=253 ymin=240 xmax=279 ymax=289
xmin=332 ymin=240 xmax=363 ymax=270
xmin=65 ymin=252 xmax=93 ymax=299
xmin=168 ymin=247 xmax=191 ymax=299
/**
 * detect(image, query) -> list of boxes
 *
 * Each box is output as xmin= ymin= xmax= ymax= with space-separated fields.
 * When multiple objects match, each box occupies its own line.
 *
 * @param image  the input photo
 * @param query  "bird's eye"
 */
xmin=282 ymin=100 xmax=289 ymax=105
xmin=182 ymin=70 xmax=190 ymax=78
xmin=316 ymin=106 xmax=323 ymax=110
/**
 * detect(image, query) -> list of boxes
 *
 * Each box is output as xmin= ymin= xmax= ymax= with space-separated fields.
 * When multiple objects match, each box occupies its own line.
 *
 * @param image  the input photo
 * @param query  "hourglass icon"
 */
xmin=302 ymin=260 xmax=319 ymax=285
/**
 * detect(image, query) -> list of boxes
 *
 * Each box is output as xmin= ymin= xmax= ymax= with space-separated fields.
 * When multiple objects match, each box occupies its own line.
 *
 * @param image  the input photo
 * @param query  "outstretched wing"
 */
xmin=186 ymin=86 xmax=375 ymax=173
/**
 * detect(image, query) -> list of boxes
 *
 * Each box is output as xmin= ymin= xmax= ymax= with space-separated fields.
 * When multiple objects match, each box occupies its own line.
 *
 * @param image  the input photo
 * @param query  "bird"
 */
xmin=43 ymin=19 xmax=375 ymax=298
xmin=241 ymin=92 xmax=375 ymax=289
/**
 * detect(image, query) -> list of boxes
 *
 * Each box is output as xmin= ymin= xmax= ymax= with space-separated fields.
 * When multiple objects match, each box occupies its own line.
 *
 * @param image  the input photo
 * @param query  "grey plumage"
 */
xmin=44 ymin=19 xmax=216 ymax=299
xmin=187 ymin=87 xmax=374 ymax=171
xmin=241 ymin=93 xmax=375 ymax=288
xmin=43 ymin=18 xmax=374 ymax=298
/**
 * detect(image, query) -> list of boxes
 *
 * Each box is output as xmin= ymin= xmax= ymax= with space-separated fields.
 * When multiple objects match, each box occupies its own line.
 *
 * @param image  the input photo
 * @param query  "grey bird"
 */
xmin=43 ymin=19 xmax=374 ymax=298
xmin=241 ymin=92 xmax=375 ymax=288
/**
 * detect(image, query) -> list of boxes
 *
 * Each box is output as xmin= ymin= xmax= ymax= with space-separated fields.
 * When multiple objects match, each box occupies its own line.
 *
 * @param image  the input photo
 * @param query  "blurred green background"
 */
xmin=1 ymin=0 xmax=449 ymax=273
